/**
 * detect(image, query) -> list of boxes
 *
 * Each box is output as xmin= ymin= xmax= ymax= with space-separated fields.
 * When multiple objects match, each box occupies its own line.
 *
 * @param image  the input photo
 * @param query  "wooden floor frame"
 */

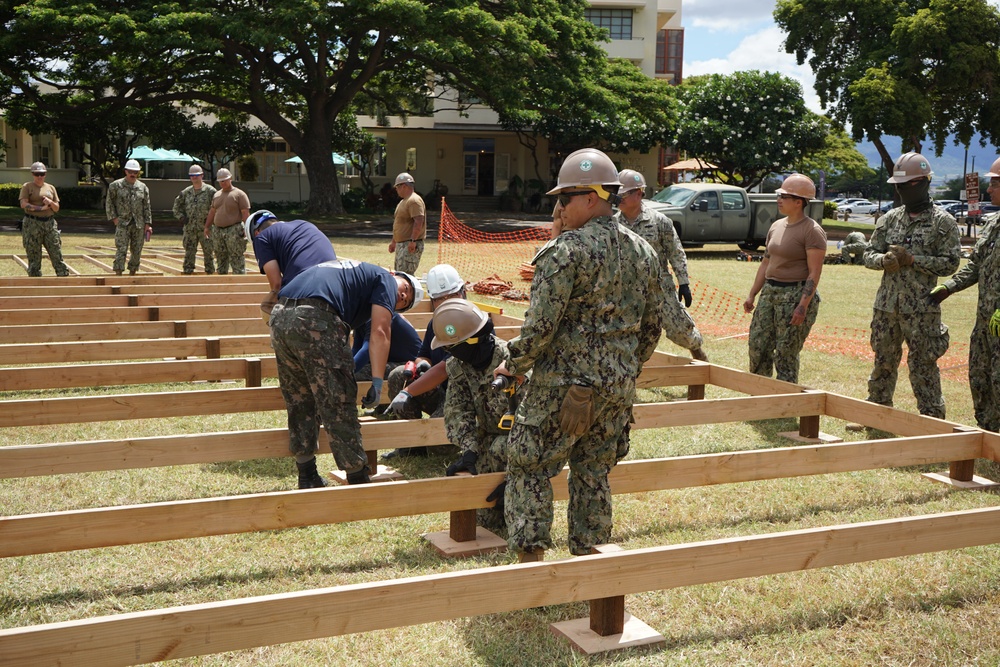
xmin=0 ymin=275 xmax=998 ymax=665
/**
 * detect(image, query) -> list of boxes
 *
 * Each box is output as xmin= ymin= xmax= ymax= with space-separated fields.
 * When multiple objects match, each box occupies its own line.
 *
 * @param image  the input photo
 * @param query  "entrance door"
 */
xmin=477 ymin=153 xmax=495 ymax=196
xmin=463 ymin=153 xmax=478 ymax=195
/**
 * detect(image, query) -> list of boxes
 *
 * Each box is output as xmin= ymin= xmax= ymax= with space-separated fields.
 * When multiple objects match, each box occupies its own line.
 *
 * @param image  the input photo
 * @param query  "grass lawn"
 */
xmin=1 ymin=218 xmax=999 ymax=666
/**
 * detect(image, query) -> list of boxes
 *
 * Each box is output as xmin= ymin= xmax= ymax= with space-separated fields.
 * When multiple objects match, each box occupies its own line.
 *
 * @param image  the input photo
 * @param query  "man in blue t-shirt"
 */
xmin=352 ymin=313 xmax=422 ymax=380
xmin=381 ymin=263 xmax=467 ymax=460
xmin=246 ymin=210 xmax=338 ymax=317
xmin=270 ymin=259 xmax=423 ymax=488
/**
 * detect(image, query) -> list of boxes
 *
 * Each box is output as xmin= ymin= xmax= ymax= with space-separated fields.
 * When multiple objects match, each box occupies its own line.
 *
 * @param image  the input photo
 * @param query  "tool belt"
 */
xmin=23 ymin=213 xmax=52 ymax=222
xmin=277 ymin=297 xmax=341 ymax=317
xmin=765 ymin=279 xmax=805 ymax=288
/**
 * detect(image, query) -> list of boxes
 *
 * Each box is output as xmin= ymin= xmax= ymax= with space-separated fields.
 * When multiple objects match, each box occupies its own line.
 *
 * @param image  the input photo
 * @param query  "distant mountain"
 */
xmin=855 ymin=134 xmax=997 ymax=182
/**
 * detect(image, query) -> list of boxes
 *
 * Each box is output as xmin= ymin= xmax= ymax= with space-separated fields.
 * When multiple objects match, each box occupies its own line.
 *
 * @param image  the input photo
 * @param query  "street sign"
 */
xmin=966 ymin=172 xmax=980 ymax=215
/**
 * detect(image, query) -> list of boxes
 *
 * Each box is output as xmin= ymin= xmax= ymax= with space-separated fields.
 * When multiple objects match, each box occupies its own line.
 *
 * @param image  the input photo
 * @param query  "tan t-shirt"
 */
xmin=19 ymin=181 xmax=59 ymax=218
xmin=764 ymin=216 xmax=827 ymax=282
xmin=392 ymin=192 xmax=426 ymax=242
xmin=211 ymin=187 xmax=251 ymax=227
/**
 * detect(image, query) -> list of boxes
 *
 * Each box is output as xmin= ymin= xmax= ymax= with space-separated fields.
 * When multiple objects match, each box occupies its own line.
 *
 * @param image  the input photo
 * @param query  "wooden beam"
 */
xmin=707 ymin=365 xmax=804 ymax=396
xmin=823 ymin=393 xmax=961 ymax=436
xmin=0 ymin=432 xmax=981 ymax=556
xmin=3 ymin=505 xmax=1000 ymax=666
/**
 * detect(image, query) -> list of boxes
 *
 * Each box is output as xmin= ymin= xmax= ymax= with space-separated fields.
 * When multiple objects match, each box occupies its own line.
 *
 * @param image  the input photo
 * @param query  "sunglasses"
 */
xmin=556 ymin=190 xmax=594 ymax=207
xmin=31 ymin=173 xmax=46 ymax=177
xmin=190 ymin=174 xmax=203 ymax=178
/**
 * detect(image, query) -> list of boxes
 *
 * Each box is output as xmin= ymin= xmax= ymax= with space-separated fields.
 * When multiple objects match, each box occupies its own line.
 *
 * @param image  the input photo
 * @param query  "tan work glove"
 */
xmin=882 ymin=251 xmax=900 ymax=273
xmin=260 ymin=290 xmax=279 ymax=325
xmin=888 ymin=244 xmax=914 ymax=267
xmin=559 ymin=384 xmax=594 ymax=436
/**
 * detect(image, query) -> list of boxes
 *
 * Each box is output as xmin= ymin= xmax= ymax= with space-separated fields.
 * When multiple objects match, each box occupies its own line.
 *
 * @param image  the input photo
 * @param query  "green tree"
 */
xmin=0 ymin=0 xmax=614 ymax=214
xmin=168 ymin=118 xmax=271 ymax=185
xmin=775 ymin=0 xmax=1000 ymax=175
xmin=796 ymin=119 xmax=872 ymax=182
xmin=672 ymin=71 xmax=826 ymax=189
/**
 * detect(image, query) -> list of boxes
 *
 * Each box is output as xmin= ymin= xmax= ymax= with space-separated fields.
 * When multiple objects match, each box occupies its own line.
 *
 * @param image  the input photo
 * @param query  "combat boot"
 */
xmin=296 ymin=457 xmax=329 ymax=489
xmin=346 ymin=466 xmax=372 ymax=485
xmin=518 ymin=549 xmax=544 ymax=563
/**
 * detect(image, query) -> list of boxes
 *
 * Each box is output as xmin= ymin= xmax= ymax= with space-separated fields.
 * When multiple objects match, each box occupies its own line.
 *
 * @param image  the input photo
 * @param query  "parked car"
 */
xmin=943 ymin=203 xmax=999 ymax=217
xmin=840 ymin=199 xmax=879 ymax=214
xmin=935 ymin=199 xmax=962 ymax=208
xmin=879 ymin=201 xmax=895 ymax=213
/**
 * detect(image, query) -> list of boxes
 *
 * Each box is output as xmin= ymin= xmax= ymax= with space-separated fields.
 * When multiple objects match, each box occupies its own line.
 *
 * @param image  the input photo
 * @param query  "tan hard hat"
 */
xmin=430 ymin=299 xmax=489 ymax=349
xmin=394 ymin=172 xmax=415 ymax=187
xmin=886 ymin=152 xmax=933 ymax=183
xmin=546 ymin=148 xmax=621 ymax=202
xmin=617 ymin=169 xmax=647 ymax=195
xmin=216 ymin=167 xmax=233 ymax=181
xmin=775 ymin=173 xmax=816 ymax=200
xmin=30 ymin=161 xmax=47 ymax=174
xmin=985 ymin=157 xmax=1000 ymax=179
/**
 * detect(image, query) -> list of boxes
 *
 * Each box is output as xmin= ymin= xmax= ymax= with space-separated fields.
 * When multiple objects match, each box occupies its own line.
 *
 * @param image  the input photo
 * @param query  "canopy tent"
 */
xmin=662 ymin=158 xmax=718 ymax=171
xmin=127 ymin=146 xmax=198 ymax=162
xmin=284 ymin=153 xmax=348 ymax=165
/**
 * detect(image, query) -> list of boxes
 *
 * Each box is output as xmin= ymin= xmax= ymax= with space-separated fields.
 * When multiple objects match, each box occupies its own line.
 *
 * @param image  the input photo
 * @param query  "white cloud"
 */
xmin=685 ymin=26 xmax=824 ymax=115
xmin=683 ymin=0 xmax=777 ymax=31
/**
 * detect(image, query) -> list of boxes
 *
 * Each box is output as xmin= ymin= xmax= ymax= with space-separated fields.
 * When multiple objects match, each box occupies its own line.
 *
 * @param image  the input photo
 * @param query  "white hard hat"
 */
xmin=394 ymin=271 xmax=425 ymax=312
xmin=216 ymin=168 xmax=233 ymax=181
xmin=124 ymin=159 xmax=141 ymax=172
xmin=245 ymin=210 xmax=277 ymax=239
xmin=425 ymin=263 xmax=465 ymax=298
xmin=394 ymin=172 xmax=415 ymax=187
xmin=188 ymin=164 xmax=204 ymax=176
xmin=30 ymin=162 xmax=47 ymax=174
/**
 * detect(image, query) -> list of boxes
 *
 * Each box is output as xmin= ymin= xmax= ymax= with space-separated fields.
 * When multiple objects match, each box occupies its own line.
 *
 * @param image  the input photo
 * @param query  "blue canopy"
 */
xmin=127 ymin=146 xmax=198 ymax=162
xmin=285 ymin=152 xmax=348 ymax=165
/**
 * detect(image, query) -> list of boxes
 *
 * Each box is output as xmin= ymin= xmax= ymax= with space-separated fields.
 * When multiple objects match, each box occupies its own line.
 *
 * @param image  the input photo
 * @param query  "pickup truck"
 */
xmin=645 ymin=182 xmax=825 ymax=251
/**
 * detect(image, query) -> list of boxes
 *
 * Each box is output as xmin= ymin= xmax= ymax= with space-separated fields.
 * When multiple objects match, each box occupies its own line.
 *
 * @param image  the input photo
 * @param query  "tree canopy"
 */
xmin=0 ymin=0 xmax=617 ymax=213
xmin=672 ymin=71 xmax=826 ymax=189
xmin=775 ymin=0 xmax=1000 ymax=174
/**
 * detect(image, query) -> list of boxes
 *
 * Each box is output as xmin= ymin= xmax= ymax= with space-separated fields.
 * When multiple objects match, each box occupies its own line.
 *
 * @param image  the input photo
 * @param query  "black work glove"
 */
xmin=678 ymin=283 xmax=693 ymax=308
xmin=927 ymin=285 xmax=949 ymax=305
xmin=486 ymin=480 xmax=507 ymax=514
xmin=559 ymin=383 xmax=594 ymax=436
xmin=414 ymin=360 xmax=432 ymax=377
xmin=446 ymin=450 xmax=479 ymax=476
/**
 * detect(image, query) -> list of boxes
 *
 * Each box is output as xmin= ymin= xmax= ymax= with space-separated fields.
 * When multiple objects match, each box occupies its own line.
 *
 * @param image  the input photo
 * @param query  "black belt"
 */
xmin=23 ymin=213 xmax=52 ymax=222
xmin=766 ymin=279 xmax=805 ymax=288
xmin=277 ymin=297 xmax=341 ymax=317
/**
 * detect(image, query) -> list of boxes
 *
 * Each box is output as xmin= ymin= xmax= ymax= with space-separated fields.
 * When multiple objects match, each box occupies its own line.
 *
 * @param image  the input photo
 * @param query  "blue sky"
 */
xmin=680 ymin=0 xmax=1000 ymax=180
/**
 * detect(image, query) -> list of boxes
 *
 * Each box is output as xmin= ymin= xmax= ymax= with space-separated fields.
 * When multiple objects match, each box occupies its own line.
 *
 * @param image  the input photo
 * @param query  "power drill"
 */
xmin=491 ymin=374 xmax=518 ymax=430
xmin=402 ymin=360 xmax=431 ymax=386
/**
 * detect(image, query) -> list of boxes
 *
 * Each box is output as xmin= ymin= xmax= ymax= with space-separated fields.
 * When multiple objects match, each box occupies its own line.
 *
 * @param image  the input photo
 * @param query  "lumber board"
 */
xmin=0 ymin=335 xmax=275 ymax=366
xmin=631 ymin=392 xmax=826 ymax=428
xmin=0 ymin=432 xmax=982 ymax=557
xmin=0 ymin=319 xmax=268 ymax=344
xmin=707 ymin=364 xmax=804 ymax=396
xmin=823 ymin=393 xmax=961 ymax=436
xmin=982 ymin=430 xmax=1000 ymax=463
xmin=0 ymin=357 xmax=279 ymax=392
xmin=4 ymin=505 xmax=1000 ymax=666
xmin=1 ymin=303 xmax=261 ymax=325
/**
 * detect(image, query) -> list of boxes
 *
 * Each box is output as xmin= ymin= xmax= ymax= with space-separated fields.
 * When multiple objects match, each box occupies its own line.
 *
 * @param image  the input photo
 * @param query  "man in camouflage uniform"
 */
xmin=106 ymin=159 xmax=152 ymax=276
xmin=614 ymin=169 xmax=707 ymax=361
xmin=436 ymin=299 xmax=529 ymax=535
xmin=861 ymin=153 xmax=961 ymax=419
xmin=388 ymin=172 xmax=426 ymax=274
xmin=929 ymin=156 xmax=1000 ymax=431
xmin=495 ymin=149 xmax=663 ymax=560
xmin=172 ymin=164 xmax=216 ymax=274
xmin=204 ymin=168 xmax=250 ymax=274
xmin=269 ymin=259 xmax=423 ymax=488
xmin=840 ymin=230 xmax=869 ymax=265
xmin=18 ymin=162 xmax=69 ymax=277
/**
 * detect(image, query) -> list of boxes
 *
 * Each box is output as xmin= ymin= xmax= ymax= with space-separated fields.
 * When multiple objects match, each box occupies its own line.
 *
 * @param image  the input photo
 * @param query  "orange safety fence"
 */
xmin=437 ymin=199 xmax=970 ymax=382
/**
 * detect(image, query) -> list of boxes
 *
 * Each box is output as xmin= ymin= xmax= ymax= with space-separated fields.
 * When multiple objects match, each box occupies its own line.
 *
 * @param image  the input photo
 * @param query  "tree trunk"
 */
xmin=301 ymin=151 xmax=345 ymax=215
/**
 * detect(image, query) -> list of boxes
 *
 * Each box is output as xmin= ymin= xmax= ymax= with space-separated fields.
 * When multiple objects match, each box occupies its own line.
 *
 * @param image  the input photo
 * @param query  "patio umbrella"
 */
xmin=662 ymin=158 xmax=718 ymax=171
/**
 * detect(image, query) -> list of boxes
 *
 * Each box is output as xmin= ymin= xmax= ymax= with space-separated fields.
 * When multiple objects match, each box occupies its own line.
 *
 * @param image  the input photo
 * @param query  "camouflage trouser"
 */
xmin=354 ymin=360 xmax=405 ymax=382
xmin=867 ymin=308 xmax=949 ymax=418
xmin=661 ymin=288 xmax=703 ymax=351
xmin=21 ymin=216 xmax=69 ymax=277
xmin=113 ymin=221 xmax=146 ymax=273
xmin=394 ymin=240 xmax=423 ymax=274
xmin=182 ymin=220 xmax=214 ymax=274
xmin=504 ymin=382 xmax=633 ymax=555
xmin=748 ymin=283 xmax=820 ymax=384
xmin=969 ymin=313 xmax=1000 ymax=431
xmin=269 ymin=300 xmax=368 ymax=473
xmin=478 ymin=432 xmax=510 ymax=535
xmin=212 ymin=224 xmax=248 ymax=274
xmin=384 ymin=363 xmax=446 ymax=418
xmin=841 ymin=243 xmax=866 ymax=265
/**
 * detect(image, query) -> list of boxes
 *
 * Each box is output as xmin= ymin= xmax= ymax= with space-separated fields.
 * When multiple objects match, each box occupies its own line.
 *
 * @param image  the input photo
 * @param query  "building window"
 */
xmin=656 ymin=29 xmax=684 ymax=84
xmin=406 ymin=147 xmax=417 ymax=172
xmin=584 ymin=9 xmax=633 ymax=40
